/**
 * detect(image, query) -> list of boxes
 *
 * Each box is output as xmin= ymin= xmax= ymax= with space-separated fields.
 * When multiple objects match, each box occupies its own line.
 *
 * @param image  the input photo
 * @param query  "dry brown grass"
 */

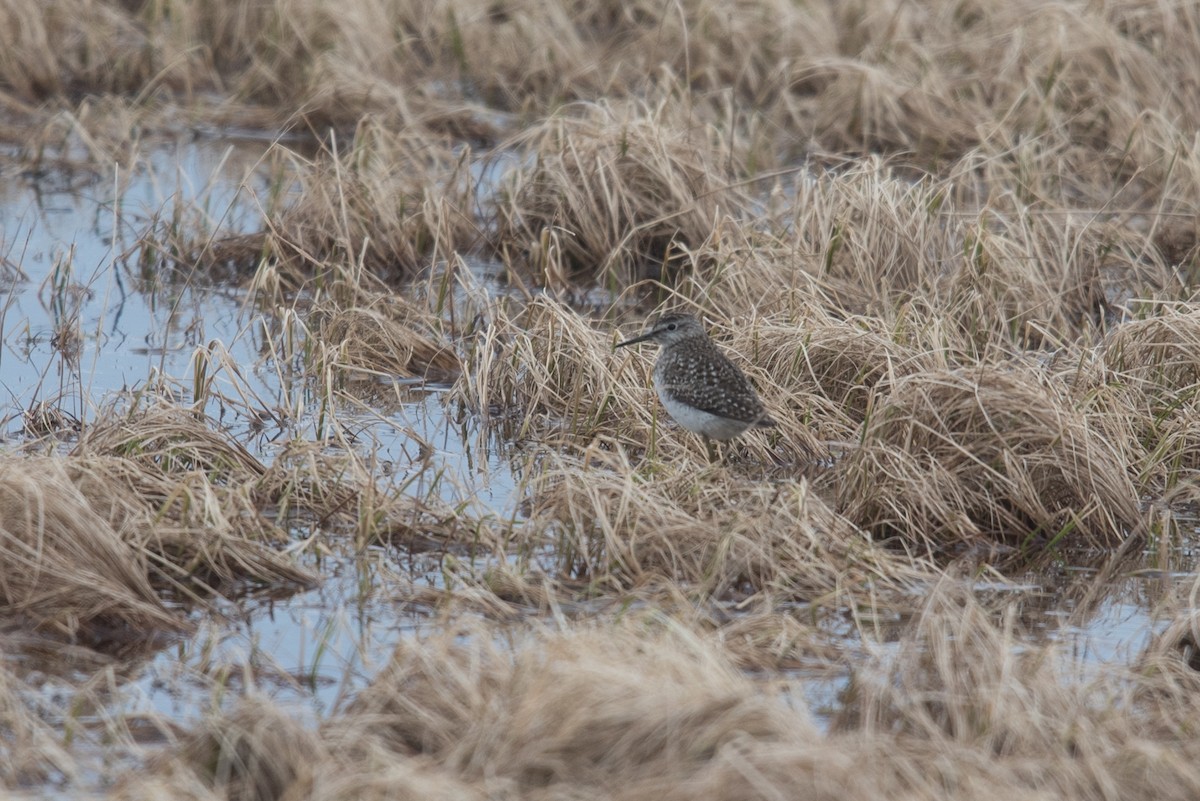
xmin=11 ymin=0 xmax=1200 ymax=175
xmin=234 ymin=124 xmax=478 ymax=288
xmin=1081 ymin=308 xmax=1200 ymax=508
xmin=313 ymin=291 xmax=460 ymax=382
xmin=0 ymin=402 xmax=321 ymax=641
xmin=0 ymin=456 xmax=186 ymax=638
xmin=110 ymin=594 xmax=1200 ymax=801
xmin=835 ymin=363 xmax=1144 ymax=553
xmin=751 ymin=311 xmax=937 ymax=432
xmin=757 ymin=158 xmax=1180 ymax=350
xmin=9 ymin=0 xmax=1200 ymax=797
xmin=1100 ymin=305 xmax=1200 ymax=398
xmin=520 ymin=445 xmax=925 ymax=603
xmin=491 ymin=101 xmax=746 ymax=286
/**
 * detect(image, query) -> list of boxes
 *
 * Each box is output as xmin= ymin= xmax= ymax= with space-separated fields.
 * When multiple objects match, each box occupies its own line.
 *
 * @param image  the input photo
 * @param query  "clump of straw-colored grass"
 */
xmin=256 ymin=437 xmax=499 ymax=551
xmin=0 ymin=456 xmax=188 ymax=638
xmin=168 ymin=698 xmax=322 ymax=801
xmin=118 ymin=598 xmax=1200 ymax=801
xmin=0 ymin=0 xmax=159 ymax=100
xmin=237 ymin=124 xmax=477 ymax=289
xmin=750 ymin=312 xmax=934 ymax=432
xmin=314 ymin=293 xmax=460 ymax=382
xmin=1088 ymin=305 xmax=1200 ymax=489
xmin=934 ymin=210 xmax=1140 ymax=349
xmin=836 ymin=364 xmax=1142 ymax=552
xmin=67 ymin=404 xmax=316 ymax=602
xmin=1101 ymin=305 xmax=1200 ymax=397
xmin=453 ymin=296 xmax=624 ymax=441
xmin=491 ymin=102 xmax=745 ymax=286
xmin=776 ymin=158 xmax=1168 ymax=348
xmin=827 ymin=585 xmax=1200 ymax=801
xmin=521 ymin=445 xmax=922 ymax=601
xmin=348 ymin=622 xmax=802 ymax=789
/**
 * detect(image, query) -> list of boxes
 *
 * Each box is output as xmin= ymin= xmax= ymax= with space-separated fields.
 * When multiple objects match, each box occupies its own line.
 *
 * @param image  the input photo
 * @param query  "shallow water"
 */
xmin=0 ymin=139 xmax=521 ymax=752
xmin=0 ymin=138 xmax=1192 ymax=790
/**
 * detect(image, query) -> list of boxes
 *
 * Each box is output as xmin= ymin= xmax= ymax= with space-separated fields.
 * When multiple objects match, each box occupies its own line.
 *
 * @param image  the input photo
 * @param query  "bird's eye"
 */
xmin=666 ymin=322 xmax=677 ymax=331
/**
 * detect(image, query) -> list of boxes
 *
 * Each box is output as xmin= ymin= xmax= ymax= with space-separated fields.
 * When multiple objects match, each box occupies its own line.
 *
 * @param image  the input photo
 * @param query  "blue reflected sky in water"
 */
xmin=0 ymin=139 xmax=521 ymax=736
xmin=1 ymin=138 xmax=1191 ymax=781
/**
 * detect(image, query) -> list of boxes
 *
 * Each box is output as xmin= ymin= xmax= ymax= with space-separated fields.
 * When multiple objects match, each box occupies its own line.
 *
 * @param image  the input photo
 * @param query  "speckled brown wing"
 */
xmin=653 ymin=338 xmax=770 ymax=424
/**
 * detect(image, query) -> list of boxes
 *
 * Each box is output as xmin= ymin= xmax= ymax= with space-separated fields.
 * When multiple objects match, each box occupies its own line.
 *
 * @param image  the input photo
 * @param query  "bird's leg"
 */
xmin=703 ymin=434 xmax=718 ymax=464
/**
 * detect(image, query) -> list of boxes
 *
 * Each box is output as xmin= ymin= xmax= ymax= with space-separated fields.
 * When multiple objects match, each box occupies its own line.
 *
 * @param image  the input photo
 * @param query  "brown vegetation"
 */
xmin=111 ymin=597 xmax=1200 ymax=801
xmin=5 ymin=0 xmax=1200 ymax=797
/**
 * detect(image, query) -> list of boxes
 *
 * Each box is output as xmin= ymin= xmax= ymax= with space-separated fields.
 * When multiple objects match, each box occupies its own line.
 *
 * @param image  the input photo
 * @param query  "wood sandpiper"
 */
xmin=616 ymin=313 xmax=777 ymax=460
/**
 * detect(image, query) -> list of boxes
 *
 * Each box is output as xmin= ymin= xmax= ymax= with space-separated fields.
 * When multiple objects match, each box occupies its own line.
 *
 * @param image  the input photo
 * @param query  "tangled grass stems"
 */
xmin=520 ymin=444 xmax=925 ymax=602
xmin=120 ymin=597 xmax=1200 ymax=801
xmin=491 ymin=101 xmax=747 ymax=287
xmin=313 ymin=292 xmax=460 ymax=383
xmin=835 ymin=363 xmax=1143 ymax=553
xmin=236 ymin=122 xmax=479 ymax=290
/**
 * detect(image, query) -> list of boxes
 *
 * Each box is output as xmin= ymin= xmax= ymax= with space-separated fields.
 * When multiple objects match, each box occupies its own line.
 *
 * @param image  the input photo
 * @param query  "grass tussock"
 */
xmin=314 ymin=292 xmax=460 ymax=382
xmin=168 ymin=699 xmax=323 ymax=801
xmin=750 ymin=312 xmax=935 ymax=434
xmin=347 ymin=622 xmax=802 ymax=791
xmin=1090 ymin=305 xmax=1200 ymax=489
xmin=776 ymin=159 xmax=1172 ymax=348
xmin=0 ymin=0 xmax=156 ymax=100
xmin=0 ymin=403 xmax=318 ymax=640
xmin=835 ymin=364 xmax=1143 ymax=552
xmin=522 ymin=446 xmax=924 ymax=603
xmin=0 ymin=456 xmax=191 ymax=638
xmin=120 ymin=598 xmax=1200 ymax=801
xmin=824 ymin=586 xmax=1200 ymax=801
xmin=455 ymin=296 xmax=634 ymax=442
xmin=240 ymin=124 xmax=478 ymax=287
xmin=492 ymin=102 xmax=745 ymax=286
xmin=1101 ymin=305 xmax=1200 ymax=394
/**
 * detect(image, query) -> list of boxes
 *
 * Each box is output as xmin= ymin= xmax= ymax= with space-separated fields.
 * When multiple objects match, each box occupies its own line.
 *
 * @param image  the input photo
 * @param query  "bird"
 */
xmin=615 ymin=313 xmax=777 ymax=461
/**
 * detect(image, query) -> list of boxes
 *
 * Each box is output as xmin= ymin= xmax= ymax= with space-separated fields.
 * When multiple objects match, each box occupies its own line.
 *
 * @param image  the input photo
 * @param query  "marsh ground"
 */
xmin=4 ymin=1 xmax=1200 ymax=798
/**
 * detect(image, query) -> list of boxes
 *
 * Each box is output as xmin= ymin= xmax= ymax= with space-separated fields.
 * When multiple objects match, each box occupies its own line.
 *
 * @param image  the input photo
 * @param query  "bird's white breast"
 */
xmin=657 ymin=387 xmax=753 ymax=440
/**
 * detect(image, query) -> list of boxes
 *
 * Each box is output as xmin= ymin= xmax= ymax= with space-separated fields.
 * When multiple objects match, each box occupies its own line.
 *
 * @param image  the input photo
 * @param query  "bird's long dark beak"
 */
xmin=615 ymin=331 xmax=654 ymax=348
